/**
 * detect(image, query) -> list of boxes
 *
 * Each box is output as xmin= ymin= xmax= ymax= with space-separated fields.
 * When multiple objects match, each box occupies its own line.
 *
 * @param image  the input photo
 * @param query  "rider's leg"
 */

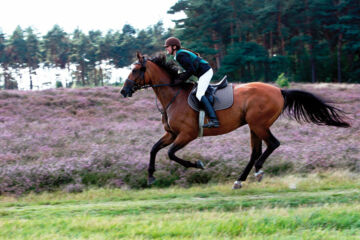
xmin=196 ymin=69 xmax=220 ymax=128
xmin=196 ymin=69 xmax=213 ymax=101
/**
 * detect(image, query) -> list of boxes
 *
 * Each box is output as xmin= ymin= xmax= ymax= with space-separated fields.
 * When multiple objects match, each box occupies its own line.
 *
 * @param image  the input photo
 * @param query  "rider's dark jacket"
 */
xmin=175 ymin=49 xmax=211 ymax=82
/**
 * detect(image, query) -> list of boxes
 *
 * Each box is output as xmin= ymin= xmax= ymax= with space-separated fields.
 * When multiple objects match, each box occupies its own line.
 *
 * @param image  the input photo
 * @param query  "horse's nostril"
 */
xmin=120 ymin=89 xmax=127 ymax=97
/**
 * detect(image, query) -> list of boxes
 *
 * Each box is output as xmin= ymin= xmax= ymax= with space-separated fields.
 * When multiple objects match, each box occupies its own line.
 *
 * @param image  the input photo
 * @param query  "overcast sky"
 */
xmin=0 ymin=0 xmax=185 ymax=36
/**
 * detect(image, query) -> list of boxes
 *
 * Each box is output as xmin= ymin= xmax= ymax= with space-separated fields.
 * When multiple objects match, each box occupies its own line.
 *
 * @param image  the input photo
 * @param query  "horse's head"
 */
xmin=120 ymin=52 xmax=149 ymax=98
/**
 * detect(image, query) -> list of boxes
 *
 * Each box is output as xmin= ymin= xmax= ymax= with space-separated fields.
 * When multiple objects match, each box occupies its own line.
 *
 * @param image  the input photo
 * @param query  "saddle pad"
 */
xmin=188 ymin=83 xmax=234 ymax=112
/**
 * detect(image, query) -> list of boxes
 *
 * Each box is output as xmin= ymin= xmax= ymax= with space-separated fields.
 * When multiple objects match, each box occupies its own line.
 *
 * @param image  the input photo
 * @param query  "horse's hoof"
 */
xmin=147 ymin=176 xmax=156 ymax=186
xmin=196 ymin=160 xmax=205 ymax=170
xmin=232 ymin=181 xmax=242 ymax=190
xmin=254 ymin=170 xmax=264 ymax=182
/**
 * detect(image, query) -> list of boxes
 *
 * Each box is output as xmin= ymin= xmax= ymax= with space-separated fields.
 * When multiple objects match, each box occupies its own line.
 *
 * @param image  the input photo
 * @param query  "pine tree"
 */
xmin=9 ymin=26 xmax=27 ymax=68
xmin=43 ymin=25 xmax=70 ymax=68
xmin=25 ymin=27 xmax=40 ymax=90
xmin=87 ymin=30 xmax=102 ymax=86
xmin=339 ymin=0 xmax=360 ymax=82
xmin=0 ymin=32 xmax=5 ymax=89
xmin=70 ymin=29 xmax=89 ymax=86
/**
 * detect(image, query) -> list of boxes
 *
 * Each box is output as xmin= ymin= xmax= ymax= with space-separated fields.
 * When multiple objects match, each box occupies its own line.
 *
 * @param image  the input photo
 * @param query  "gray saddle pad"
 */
xmin=188 ymin=84 xmax=234 ymax=112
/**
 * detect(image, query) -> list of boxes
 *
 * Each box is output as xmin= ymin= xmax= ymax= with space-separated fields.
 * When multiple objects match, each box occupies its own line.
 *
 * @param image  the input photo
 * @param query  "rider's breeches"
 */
xmin=196 ymin=68 xmax=213 ymax=101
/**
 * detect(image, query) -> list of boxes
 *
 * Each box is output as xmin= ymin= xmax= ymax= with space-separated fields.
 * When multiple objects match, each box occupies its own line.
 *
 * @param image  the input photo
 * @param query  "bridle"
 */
xmin=126 ymin=78 xmax=178 ymax=92
xmin=125 ymin=58 xmax=181 ymax=116
xmin=126 ymin=58 xmax=178 ymax=91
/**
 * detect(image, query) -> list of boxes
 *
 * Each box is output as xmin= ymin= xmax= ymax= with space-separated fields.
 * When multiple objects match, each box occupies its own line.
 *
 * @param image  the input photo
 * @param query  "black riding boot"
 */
xmin=200 ymin=96 xmax=220 ymax=128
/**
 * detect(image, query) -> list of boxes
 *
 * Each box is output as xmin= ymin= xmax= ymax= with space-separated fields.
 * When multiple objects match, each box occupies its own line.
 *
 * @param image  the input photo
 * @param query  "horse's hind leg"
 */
xmin=168 ymin=134 xmax=204 ymax=169
xmin=148 ymin=132 xmax=175 ymax=185
xmin=253 ymin=128 xmax=280 ymax=176
xmin=233 ymin=130 xmax=262 ymax=189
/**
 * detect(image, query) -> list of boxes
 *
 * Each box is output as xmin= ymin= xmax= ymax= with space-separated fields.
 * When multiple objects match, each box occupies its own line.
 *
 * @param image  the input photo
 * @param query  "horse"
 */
xmin=120 ymin=52 xmax=350 ymax=189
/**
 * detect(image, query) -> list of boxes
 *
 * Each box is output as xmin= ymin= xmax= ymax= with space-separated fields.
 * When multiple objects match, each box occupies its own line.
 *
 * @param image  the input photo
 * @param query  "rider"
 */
xmin=164 ymin=37 xmax=220 ymax=128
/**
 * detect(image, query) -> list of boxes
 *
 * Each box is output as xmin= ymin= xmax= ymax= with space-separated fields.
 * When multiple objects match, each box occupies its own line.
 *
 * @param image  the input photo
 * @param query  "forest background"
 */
xmin=0 ymin=0 xmax=359 ymax=90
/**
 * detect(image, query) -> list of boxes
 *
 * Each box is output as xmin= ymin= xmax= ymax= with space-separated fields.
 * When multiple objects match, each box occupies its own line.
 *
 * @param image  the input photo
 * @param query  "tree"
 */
xmin=70 ymin=29 xmax=89 ymax=86
xmin=122 ymin=24 xmax=136 ymax=36
xmin=219 ymin=42 xmax=268 ymax=81
xmin=9 ymin=26 xmax=27 ymax=68
xmin=0 ymin=32 xmax=5 ymax=89
xmin=169 ymin=0 xmax=232 ymax=70
xmin=112 ymin=25 xmax=137 ymax=68
xmin=5 ymin=26 xmax=28 ymax=89
xmin=87 ymin=30 xmax=103 ymax=86
xmin=99 ymin=30 xmax=115 ymax=64
xmin=340 ymin=0 xmax=360 ymax=82
xmin=43 ymin=25 xmax=70 ymax=68
xmin=25 ymin=27 xmax=40 ymax=89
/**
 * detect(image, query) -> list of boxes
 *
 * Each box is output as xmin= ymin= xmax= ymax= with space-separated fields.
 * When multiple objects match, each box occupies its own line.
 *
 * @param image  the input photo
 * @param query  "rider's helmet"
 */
xmin=164 ymin=37 xmax=181 ymax=49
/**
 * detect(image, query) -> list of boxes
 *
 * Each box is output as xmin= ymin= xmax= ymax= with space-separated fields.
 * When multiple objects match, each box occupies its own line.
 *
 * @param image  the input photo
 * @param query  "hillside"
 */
xmin=0 ymin=84 xmax=359 ymax=194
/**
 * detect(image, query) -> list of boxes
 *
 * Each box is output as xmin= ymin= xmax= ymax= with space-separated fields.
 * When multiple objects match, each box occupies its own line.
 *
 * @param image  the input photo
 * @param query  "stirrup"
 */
xmin=203 ymin=119 xmax=220 ymax=128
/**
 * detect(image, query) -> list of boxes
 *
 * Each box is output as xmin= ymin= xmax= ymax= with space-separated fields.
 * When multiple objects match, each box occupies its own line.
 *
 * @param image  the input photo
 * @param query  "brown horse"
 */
xmin=120 ymin=52 xmax=350 ymax=189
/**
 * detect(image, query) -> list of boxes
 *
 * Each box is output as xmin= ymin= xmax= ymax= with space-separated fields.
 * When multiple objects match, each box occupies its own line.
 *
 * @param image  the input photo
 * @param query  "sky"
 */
xmin=0 ymin=0 xmax=185 ymax=36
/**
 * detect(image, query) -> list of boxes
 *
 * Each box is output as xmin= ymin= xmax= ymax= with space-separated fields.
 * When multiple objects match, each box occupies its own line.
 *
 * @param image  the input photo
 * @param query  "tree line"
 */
xmin=169 ymin=0 xmax=360 ymax=83
xmin=1 ymin=0 xmax=359 ymax=90
xmin=0 ymin=23 xmax=171 ymax=89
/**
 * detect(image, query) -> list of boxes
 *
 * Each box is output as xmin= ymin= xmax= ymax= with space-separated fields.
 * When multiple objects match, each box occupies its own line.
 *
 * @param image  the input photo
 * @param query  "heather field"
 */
xmin=0 ymin=83 xmax=359 ymax=195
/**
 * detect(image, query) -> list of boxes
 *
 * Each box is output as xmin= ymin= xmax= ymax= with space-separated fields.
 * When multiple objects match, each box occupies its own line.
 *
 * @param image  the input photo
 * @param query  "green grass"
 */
xmin=0 ymin=171 xmax=359 ymax=239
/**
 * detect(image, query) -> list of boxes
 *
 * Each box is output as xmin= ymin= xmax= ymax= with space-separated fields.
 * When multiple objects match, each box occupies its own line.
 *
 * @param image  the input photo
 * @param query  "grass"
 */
xmin=0 ymin=171 xmax=360 ymax=239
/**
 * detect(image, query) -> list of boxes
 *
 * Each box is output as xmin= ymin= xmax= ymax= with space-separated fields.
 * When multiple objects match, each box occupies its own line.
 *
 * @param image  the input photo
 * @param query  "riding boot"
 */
xmin=200 ymin=96 xmax=220 ymax=128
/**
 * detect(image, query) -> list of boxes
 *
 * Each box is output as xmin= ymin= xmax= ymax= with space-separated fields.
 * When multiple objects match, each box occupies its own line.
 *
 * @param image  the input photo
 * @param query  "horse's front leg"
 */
xmin=168 ymin=133 xmax=205 ymax=169
xmin=148 ymin=131 xmax=175 ymax=185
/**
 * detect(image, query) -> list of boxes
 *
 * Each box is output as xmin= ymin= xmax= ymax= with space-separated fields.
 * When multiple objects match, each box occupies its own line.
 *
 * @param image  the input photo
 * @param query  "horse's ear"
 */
xmin=137 ymin=52 xmax=143 ymax=62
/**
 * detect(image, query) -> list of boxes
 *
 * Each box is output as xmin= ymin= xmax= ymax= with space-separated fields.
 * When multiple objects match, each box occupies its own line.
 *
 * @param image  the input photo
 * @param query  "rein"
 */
xmin=127 ymin=79 xmax=179 ymax=91
xmin=155 ymin=89 xmax=181 ymax=115
xmin=126 ymin=77 xmax=181 ymax=116
xmin=127 ymin=58 xmax=183 ymax=123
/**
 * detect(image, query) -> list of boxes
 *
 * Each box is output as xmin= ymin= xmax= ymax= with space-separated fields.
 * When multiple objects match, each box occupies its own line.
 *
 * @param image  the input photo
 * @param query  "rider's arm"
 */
xmin=176 ymin=52 xmax=195 ymax=82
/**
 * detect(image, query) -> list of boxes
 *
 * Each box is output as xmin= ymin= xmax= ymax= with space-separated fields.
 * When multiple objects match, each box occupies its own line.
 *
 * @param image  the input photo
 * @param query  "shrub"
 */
xmin=276 ymin=73 xmax=290 ymax=88
xmin=265 ymin=161 xmax=294 ymax=176
xmin=64 ymin=183 xmax=85 ymax=193
xmin=56 ymin=81 xmax=63 ymax=88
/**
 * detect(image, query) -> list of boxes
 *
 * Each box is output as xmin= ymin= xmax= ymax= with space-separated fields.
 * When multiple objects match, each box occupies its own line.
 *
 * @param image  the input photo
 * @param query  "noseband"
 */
xmin=125 ymin=59 xmax=148 ymax=92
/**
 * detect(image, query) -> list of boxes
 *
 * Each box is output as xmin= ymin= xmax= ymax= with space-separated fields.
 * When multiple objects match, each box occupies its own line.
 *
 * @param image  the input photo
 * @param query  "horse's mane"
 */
xmin=149 ymin=54 xmax=195 ymax=89
xmin=149 ymin=54 xmax=179 ymax=80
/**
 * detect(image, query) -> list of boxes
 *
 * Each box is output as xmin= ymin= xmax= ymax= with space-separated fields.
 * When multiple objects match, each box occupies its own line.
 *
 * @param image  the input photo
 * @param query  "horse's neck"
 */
xmin=149 ymin=63 xmax=192 ymax=111
xmin=146 ymin=64 xmax=176 ymax=107
xmin=152 ymin=75 xmax=178 ymax=108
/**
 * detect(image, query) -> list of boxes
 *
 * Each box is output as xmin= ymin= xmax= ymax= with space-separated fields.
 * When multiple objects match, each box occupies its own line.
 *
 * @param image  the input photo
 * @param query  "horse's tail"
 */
xmin=281 ymin=89 xmax=350 ymax=128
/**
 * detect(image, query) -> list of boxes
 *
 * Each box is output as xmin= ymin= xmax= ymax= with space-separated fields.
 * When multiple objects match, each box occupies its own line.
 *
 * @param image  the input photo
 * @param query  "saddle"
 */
xmin=188 ymin=76 xmax=234 ymax=112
